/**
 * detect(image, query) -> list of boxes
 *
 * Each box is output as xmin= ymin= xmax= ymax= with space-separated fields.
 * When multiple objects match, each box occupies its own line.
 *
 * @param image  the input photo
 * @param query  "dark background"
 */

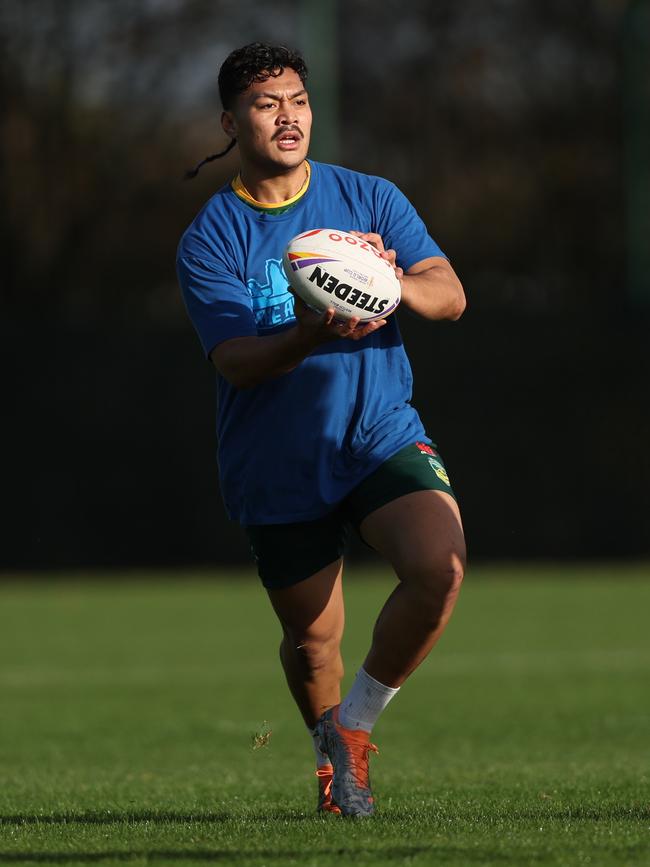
xmin=2 ymin=0 xmax=648 ymax=569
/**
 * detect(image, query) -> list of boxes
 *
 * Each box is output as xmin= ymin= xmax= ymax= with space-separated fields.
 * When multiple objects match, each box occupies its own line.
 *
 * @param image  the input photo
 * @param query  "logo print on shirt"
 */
xmin=247 ymin=258 xmax=295 ymax=329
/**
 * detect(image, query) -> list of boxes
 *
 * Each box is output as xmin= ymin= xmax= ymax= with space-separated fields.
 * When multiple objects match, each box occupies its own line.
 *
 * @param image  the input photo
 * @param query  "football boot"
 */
xmin=316 ymin=705 xmax=378 ymax=817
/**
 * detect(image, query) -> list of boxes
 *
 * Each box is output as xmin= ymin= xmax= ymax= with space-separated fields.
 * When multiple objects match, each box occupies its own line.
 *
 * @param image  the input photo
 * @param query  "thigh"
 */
xmin=345 ymin=441 xmax=457 ymax=532
xmin=267 ymin=559 xmax=345 ymax=643
xmin=245 ymin=512 xmax=349 ymax=590
xmin=244 ymin=512 xmax=347 ymax=641
xmin=359 ymin=489 xmax=466 ymax=584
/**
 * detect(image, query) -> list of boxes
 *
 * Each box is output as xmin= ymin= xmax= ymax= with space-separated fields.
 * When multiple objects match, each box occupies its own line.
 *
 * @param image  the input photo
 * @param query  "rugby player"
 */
xmin=177 ymin=42 xmax=466 ymax=817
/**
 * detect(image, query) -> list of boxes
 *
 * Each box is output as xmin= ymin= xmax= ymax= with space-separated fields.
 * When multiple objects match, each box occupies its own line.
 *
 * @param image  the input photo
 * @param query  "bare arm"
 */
xmin=400 ymin=256 xmax=465 ymax=321
xmin=210 ymin=296 xmax=387 ymax=389
xmin=350 ymin=232 xmax=466 ymax=321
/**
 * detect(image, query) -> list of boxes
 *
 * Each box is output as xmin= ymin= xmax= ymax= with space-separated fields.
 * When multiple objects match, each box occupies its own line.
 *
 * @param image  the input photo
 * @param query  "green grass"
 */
xmin=0 ymin=564 xmax=648 ymax=866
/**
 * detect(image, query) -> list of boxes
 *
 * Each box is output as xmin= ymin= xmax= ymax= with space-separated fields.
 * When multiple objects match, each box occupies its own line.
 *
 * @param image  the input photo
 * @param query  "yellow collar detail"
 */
xmin=231 ymin=161 xmax=311 ymax=210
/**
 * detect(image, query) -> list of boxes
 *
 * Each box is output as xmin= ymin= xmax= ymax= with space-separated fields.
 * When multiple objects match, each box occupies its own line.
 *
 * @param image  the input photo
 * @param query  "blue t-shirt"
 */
xmin=177 ymin=160 xmax=444 ymax=525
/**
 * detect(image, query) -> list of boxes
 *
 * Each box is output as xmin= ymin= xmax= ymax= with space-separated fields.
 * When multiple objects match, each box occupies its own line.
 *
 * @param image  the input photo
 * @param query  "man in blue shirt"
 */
xmin=178 ymin=42 xmax=466 ymax=817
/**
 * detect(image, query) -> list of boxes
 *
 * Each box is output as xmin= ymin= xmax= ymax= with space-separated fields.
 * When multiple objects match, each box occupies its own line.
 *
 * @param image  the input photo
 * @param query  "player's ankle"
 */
xmin=338 ymin=667 xmax=400 ymax=733
xmin=308 ymin=724 xmax=332 ymax=767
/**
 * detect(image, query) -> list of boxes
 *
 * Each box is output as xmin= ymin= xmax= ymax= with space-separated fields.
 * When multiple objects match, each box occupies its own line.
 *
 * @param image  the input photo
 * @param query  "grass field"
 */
xmin=0 ymin=564 xmax=648 ymax=866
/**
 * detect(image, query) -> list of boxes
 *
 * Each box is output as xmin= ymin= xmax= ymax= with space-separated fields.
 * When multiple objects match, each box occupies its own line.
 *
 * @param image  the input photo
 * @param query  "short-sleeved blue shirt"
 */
xmin=177 ymin=161 xmax=444 ymax=525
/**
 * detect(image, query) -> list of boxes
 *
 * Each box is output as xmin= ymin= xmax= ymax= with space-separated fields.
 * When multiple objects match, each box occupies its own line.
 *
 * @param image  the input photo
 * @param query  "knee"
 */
xmin=439 ymin=554 xmax=465 ymax=599
xmin=407 ymin=554 xmax=465 ymax=621
xmin=281 ymin=629 xmax=343 ymax=679
xmin=414 ymin=551 xmax=465 ymax=594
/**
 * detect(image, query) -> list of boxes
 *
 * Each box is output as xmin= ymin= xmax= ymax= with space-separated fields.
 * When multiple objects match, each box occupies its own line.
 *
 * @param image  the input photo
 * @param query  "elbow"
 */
xmin=210 ymin=345 xmax=261 ymax=389
xmin=448 ymin=287 xmax=466 ymax=321
xmin=220 ymin=369 xmax=260 ymax=389
xmin=210 ymin=359 xmax=258 ymax=389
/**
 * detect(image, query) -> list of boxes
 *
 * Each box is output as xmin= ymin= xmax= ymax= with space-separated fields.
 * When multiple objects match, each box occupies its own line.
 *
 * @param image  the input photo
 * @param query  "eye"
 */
xmin=258 ymin=102 xmax=275 ymax=110
xmin=295 ymin=98 xmax=307 ymax=106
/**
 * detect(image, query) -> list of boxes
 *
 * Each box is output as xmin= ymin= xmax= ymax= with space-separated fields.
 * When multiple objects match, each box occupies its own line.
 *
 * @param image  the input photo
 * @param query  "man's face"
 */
xmin=222 ymin=67 xmax=312 ymax=173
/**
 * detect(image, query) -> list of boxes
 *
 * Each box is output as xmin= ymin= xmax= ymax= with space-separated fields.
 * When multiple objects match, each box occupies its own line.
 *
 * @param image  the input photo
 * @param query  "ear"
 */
xmin=221 ymin=110 xmax=237 ymax=139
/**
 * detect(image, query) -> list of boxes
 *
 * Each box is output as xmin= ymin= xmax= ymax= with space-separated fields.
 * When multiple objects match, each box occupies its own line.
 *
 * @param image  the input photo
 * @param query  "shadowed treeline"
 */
xmin=2 ymin=0 xmax=648 ymax=568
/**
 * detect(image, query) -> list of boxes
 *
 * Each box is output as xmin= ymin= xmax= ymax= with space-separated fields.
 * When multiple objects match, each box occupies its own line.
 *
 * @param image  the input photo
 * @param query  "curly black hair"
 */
xmin=185 ymin=42 xmax=308 ymax=179
xmin=218 ymin=42 xmax=308 ymax=111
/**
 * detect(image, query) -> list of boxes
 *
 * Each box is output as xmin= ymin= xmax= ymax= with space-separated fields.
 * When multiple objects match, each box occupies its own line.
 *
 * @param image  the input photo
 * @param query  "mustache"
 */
xmin=273 ymin=125 xmax=303 ymax=140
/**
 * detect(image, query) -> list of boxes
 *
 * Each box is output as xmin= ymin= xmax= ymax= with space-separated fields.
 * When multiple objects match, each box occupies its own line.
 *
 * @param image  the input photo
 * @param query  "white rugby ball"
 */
xmin=283 ymin=228 xmax=401 ymax=322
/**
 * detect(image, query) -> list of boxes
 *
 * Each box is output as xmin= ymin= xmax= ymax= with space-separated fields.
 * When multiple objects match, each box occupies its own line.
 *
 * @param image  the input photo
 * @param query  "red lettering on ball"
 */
xmin=328 ymin=233 xmax=342 ymax=242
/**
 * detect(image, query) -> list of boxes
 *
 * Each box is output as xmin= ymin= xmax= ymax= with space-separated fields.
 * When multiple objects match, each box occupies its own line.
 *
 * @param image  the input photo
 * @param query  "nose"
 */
xmin=276 ymin=98 xmax=297 ymax=125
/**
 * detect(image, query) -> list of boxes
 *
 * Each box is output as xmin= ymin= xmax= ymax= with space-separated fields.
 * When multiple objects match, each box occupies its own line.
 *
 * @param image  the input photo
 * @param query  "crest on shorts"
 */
xmin=427 ymin=457 xmax=450 ymax=486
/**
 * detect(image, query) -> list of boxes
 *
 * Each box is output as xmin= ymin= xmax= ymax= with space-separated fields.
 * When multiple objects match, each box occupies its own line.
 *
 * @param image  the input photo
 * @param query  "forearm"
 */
xmin=210 ymin=326 xmax=320 ymax=389
xmin=211 ymin=296 xmax=388 ymax=389
xmin=400 ymin=265 xmax=466 ymax=321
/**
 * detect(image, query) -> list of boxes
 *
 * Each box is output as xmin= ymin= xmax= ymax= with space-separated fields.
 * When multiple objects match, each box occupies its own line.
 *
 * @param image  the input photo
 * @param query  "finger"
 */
xmin=349 ymin=319 xmax=387 ymax=340
xmin=323 ymin=307 xmax=335 ymax=325
xmin=339 ymin=316 xmax=360 ymax=337
xmin=363 ymin=233 xmax=385 ymax=252
xmin=348 ymin=231 xmax=385 ymax=252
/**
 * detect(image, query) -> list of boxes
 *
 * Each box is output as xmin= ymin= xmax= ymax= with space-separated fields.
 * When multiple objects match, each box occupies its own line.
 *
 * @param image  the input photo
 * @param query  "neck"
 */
xmin=238 ymin=161 xmax=308 ymax=204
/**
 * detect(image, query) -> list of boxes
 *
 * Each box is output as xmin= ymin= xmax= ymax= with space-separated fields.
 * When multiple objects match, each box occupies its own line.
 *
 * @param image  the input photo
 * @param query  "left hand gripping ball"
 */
xmin=283 ymin=228 xmax=401 ymax=322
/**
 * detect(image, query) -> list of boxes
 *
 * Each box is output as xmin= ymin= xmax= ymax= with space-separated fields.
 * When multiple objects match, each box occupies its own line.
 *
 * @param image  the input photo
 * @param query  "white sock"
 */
xmin=308 ymin=726 xmax=331 ymax=768
xmin=339 ymin=667 xmax=400 ymax=733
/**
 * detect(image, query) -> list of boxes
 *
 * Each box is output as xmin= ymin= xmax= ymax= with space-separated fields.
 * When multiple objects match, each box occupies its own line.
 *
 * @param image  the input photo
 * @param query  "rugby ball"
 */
xmin=283 ymin=229 xmax=401 ymax=322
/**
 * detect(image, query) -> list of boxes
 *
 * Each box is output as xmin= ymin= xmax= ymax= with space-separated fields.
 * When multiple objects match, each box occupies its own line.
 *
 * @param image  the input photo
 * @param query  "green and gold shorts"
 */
xmin=245 ymin=441 xmax=456 ymax=590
